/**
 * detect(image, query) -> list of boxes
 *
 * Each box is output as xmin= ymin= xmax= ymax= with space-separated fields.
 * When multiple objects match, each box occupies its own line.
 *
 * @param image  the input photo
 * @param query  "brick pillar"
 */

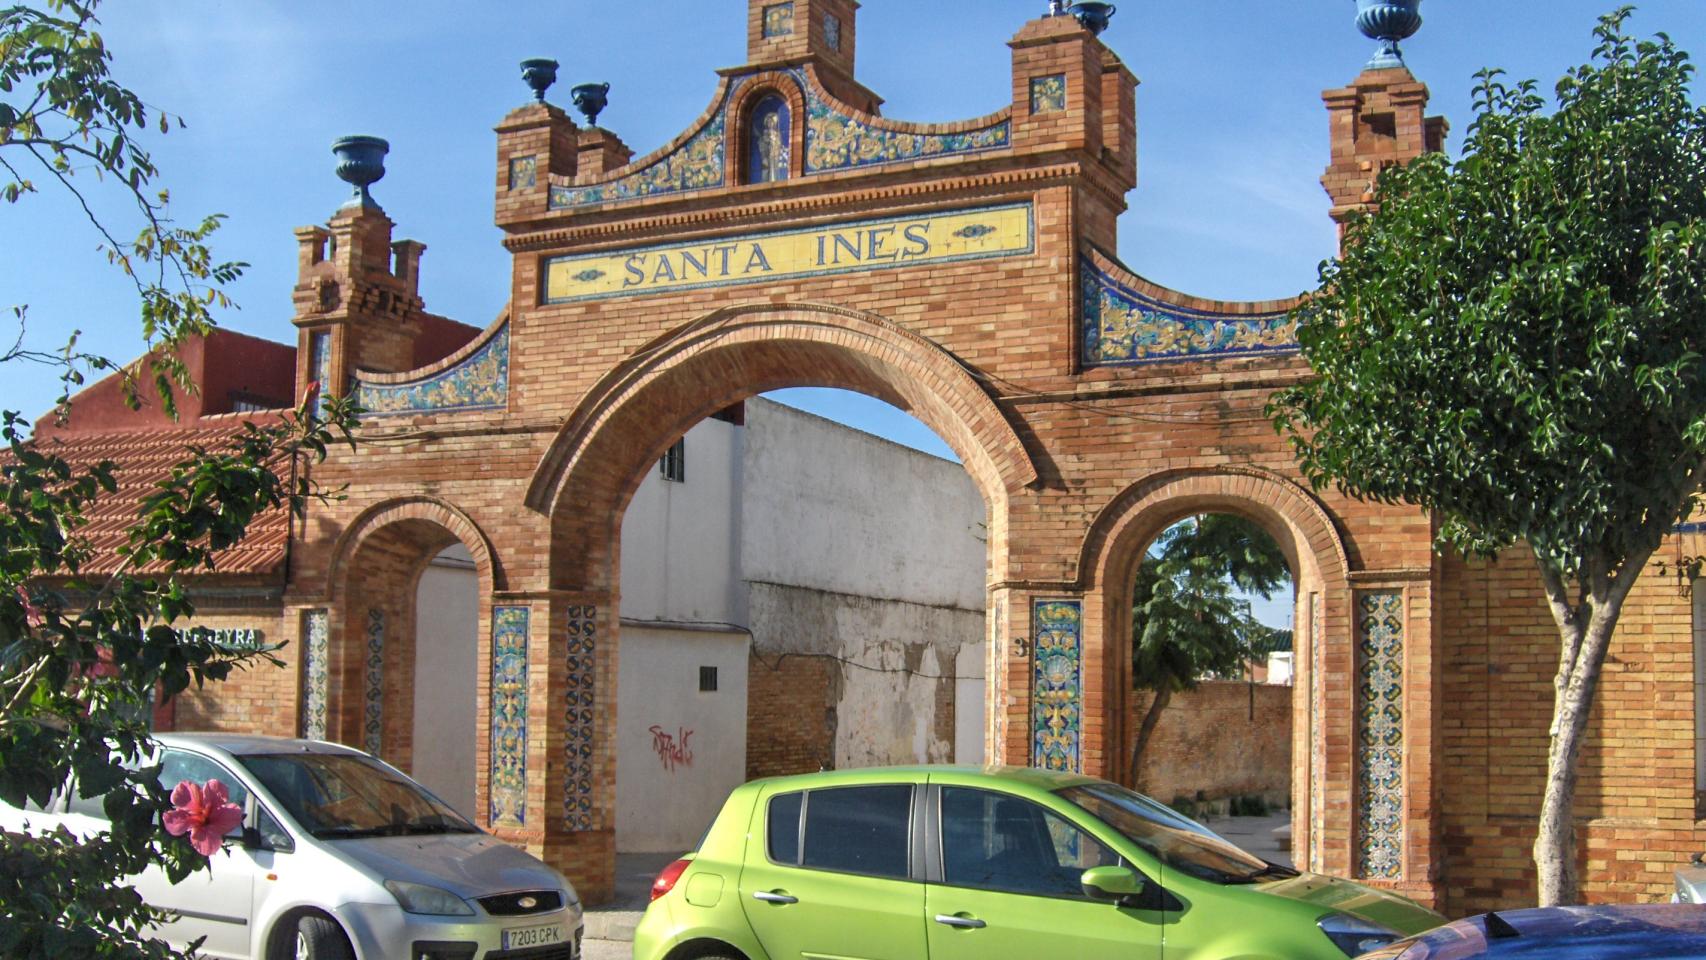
xmin=1321 ymin=66 xmax=1448 ymax=244
xmin=495 ymin=102 xmax=578 ymax=230
xmin=575 ymin=129 xmax=633 ymax=180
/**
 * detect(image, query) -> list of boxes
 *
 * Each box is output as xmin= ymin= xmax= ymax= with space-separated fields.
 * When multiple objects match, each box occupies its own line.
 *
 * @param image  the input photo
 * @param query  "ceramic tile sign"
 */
xmin=545 ymin=203 xmax=1033 ymax=303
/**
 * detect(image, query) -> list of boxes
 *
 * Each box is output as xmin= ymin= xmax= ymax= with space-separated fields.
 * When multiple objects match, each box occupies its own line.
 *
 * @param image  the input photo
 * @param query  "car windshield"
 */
xmin=235 ymin=753 xmax=478 ymax=840
xmin=1057 ymin=783 xmax=1284 ymax=884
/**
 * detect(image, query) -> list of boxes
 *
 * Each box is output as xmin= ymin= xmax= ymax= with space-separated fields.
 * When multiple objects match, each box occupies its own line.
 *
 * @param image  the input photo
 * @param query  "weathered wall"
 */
xmin=1440 ymin=544 xmax=1705 ymax=915
xmin=613 ymin=626 xmax=749 ymax=853
xmin=741 ymin=399 xmax=987 ymax=771
xmin=1128 ymin=680 xmax=1293 ymax=809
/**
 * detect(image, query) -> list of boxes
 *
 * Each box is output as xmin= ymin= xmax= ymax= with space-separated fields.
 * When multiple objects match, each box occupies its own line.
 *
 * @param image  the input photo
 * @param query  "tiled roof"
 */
xmin=19 ymin=412 xmax=292 ymax=578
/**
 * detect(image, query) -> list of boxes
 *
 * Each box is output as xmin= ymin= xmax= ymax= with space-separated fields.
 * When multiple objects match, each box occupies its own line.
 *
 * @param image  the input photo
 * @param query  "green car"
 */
xmin=634 ymin=766 xmax=1442 ymax=960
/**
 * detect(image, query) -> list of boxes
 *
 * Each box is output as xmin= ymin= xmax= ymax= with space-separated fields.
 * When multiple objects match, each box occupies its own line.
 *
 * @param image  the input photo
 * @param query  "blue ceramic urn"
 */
xmin=1069 ymin=2 xmax=1116 ymax=36
xmin=1356 ymin=0 xmax=1423 ymax=69
xmin=520 ymin=58 xmax=559 ymax=103
xmin=572 ymin=82 xmax=611 ymax=128
xmin=331 ymin=136 xmax=389 ymax=209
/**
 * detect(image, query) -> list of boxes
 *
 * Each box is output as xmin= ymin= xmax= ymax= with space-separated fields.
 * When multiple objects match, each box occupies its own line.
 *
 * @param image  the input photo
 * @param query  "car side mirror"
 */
xmin=1081 ymin=865 xmax=1145 ymax=905
xmin=239 ymin=826 xmax=266 ymax=851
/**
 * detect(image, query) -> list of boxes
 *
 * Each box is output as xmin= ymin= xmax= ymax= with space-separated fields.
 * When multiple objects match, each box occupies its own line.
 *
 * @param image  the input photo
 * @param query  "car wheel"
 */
xmin=286 ymin=914 xmax=354 ymax=960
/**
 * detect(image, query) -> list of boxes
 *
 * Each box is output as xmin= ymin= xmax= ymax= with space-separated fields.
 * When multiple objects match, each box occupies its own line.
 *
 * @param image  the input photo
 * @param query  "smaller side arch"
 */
xmin=324 ymin=495 xmax=500 ymax=603
xmin=1079 ymin=466 xmax=1350 ymax=592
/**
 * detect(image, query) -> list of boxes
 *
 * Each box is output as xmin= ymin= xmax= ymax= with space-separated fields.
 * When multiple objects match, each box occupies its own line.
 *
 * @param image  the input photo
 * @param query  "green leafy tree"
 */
xmin=1269 ymin=8 xmax=1706 ymax=906
xmin=1129 ymin=515 xmax=1293 ymax=778
xmin=0 ymin=2 xmax=361 ymax=956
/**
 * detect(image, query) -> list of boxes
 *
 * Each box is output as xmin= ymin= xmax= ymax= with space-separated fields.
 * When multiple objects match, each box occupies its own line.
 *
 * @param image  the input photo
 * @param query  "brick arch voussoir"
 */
xmin=525 ymin=302 xmax=1040 ymax=526
xmin=1080 ymin=466 xmax=1351 ymax=594
xmin=323 ymin=496 xmax=499 ymax=604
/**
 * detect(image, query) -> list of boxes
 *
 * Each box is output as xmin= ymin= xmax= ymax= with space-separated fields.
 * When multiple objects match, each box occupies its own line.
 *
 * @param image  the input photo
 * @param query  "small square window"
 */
xmin=660 ymin=438 xmax=686 ymax=483
xmin=763 ymin=2 xmax=795 ymax=38
xmin=699 ymin=666 xmax=719 ymax=692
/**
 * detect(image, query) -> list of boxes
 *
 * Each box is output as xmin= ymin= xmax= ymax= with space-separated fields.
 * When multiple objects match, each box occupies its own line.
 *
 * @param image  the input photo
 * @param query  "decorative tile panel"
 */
xmin=1032 ymin=599 xmax=1083 ymax=773
xmin=762 ymin=2 xmax=795 ymax=37
xmin=300 ymin=610 xmax=329 ymax=741
xmin=1030 ymin=74 xmax=1067 ymax=114
xmin=308 ymin=331 xmax=331 ymax=417
xmin=549 ymin=112 xmax=726 ymax=209
xmin=804 ymin=96 xmax=1010 ymax=173
xmin=354 ymin=323 xmax=508 ymax=417
xmin=823 ymin=12 xmax=841 ymax=50
xmin=563 ymin=605 xmax=598 ymax=831
xmin=1356 ymin=591 xmax=1405 ymax=880
xmin=1081 ymin=259 xmax=1300 ymax=366
xmin=490 ymin=606 xmax=530 ymax=829
xmin=363 ymin=609 xmax=384 ymax=758
xmin=508 ymin=155 xmax=537 ymax=191
xmin=548 ymin=69 xmax=1011 ymax=211
xmin=747 ymin=95 xmax=792 ymax=184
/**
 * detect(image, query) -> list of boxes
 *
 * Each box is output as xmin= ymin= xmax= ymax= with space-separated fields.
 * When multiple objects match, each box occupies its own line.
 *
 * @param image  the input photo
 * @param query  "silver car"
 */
xmin=0 ymin=733 xmax=584 ymax=960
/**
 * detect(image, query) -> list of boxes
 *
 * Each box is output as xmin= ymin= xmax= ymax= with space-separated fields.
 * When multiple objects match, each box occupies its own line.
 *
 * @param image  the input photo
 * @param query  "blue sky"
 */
xmin=7 ymin=1 xmax=1703 ymax=624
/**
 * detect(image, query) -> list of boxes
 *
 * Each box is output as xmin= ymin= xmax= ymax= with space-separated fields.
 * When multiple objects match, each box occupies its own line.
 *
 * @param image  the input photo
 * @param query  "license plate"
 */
xmin=502 ymin=922 xmax=565 ymax=950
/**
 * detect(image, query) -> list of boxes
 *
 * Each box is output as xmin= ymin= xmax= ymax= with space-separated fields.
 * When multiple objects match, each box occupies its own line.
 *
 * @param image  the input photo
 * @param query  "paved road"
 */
xmin=583 ymin=939 xmax=631 ymax=960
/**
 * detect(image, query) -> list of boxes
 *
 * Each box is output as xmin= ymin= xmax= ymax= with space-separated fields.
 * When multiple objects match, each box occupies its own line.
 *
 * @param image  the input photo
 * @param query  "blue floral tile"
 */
xmin=1032 ymin=599 xmax=1083 ymax=773
xmin=1081 ymin=259 xmax=1300 ymax=366
xmin=508 ymin=155 xmax=538 ymax=191
xmin=490 ymin=606 xmax=530 ymax=829
xmin=355 ymin=324 xmax=509 ymax=417
xmin=823 ymin=12 xmax=841 ymax=51
xmin=1356 ymin=591 xmax=1405 ymax=880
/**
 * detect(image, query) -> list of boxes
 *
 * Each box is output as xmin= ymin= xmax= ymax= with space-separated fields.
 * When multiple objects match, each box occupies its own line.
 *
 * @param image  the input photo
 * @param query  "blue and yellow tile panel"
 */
xmin=300 ymin=610 xmax=329 ymax=741
xmin=1032 ymin=599 xmax=1083 ymax=774
xmin=1355 ymin=591 xmax=1405 ymax=880
xmin=354 ymin=323 xmax=509 ymax=417
xmin=1081 ymin=259 xmax=1300 ymax=367
xmin=548 ymin=68 xmax=1010 ymax=211
xmin=490 ymin=606 xmax=530 ymax=830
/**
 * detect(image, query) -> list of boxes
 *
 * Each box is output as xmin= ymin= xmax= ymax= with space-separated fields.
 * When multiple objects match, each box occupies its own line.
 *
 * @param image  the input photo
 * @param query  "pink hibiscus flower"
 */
xmin=163 ymin=779 xmax=244 ymax=857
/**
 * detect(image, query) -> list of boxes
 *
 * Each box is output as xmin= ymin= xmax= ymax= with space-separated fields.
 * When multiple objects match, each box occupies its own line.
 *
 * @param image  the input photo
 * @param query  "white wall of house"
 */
xmin=613 ymin=626 xmax=749 ymax=853
xmin=412 ymin=543 xmax=479 ymax=818
xmin=741 ymin=399 xmax=988 ymax=768
xmin=619 ymin=417 xmax=746 ymax=628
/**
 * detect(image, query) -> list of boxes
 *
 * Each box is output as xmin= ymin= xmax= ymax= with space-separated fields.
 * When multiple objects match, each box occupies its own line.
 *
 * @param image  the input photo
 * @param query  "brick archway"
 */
xmin=314 ymin=497 xmax=498 ymax=820
xmin=1077 ymin=466 xmax=1356 ymax=878
xmin=526 ymin=301 xmax=1040 ymax=590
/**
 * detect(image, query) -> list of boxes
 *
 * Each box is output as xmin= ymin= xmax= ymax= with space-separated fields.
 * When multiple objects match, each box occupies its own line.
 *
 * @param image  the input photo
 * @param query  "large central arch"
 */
xmin=527 ymin=301 xmax=1042 ymax=590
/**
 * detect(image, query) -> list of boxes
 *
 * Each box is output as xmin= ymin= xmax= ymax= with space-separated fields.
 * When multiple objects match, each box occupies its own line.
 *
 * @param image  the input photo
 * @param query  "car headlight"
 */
xmin=1318 ymin=913 xmax=1402 ymax=957
xmin=384 ymin=880 xmax=474 ymax=916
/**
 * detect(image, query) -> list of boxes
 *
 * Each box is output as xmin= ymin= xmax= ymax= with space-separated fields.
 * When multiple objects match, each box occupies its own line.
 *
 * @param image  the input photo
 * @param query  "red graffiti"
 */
xmin=649 ymin=725 xmax=695 ymax=772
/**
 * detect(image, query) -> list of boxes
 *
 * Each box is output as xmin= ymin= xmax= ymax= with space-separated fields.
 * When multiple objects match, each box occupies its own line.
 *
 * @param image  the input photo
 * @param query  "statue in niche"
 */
xmin=747 ymin=96 xmax=791 ymax=184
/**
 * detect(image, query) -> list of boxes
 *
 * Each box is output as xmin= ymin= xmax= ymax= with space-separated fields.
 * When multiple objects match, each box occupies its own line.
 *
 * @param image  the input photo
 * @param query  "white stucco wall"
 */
xmin=619 ymin=417 xmax=746 ymax=628
xmin=741 ymin=399 xmax=988 ymax=768
xmin=412 ymin=543 xmax=479 ymax=817
xmin=740 ymin=399 xmax=987 ymax=612
xmin=614 ymin=626 xmax=749 ymax=853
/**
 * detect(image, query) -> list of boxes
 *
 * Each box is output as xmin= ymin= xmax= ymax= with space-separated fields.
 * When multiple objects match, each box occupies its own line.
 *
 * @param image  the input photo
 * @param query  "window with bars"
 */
xmin=660 ymin=438 xmax=686 ymax=483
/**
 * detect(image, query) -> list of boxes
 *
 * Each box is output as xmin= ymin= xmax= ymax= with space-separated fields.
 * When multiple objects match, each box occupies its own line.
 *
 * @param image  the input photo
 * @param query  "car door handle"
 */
xmin=934 ymin=914 xmax=986 ymax=929
xmin=752 ymin=891 xmax=799 ymax=904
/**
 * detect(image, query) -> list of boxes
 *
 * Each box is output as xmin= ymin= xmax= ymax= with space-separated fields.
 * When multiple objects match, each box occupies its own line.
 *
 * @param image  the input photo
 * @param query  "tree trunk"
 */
xmin=1129 ymin=685 xmax=1173 ymax=788
xmin=1532 ymin=554 xmax=1642 ymax=906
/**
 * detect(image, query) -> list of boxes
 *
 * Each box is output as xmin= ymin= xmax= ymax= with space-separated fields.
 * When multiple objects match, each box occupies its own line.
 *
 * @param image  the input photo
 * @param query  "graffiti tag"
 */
xmin=649 ymin=725 xmax=695 ymax=772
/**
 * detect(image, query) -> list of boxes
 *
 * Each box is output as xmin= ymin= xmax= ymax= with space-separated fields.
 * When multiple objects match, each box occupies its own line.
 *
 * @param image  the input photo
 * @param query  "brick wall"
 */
xmin=745 ymin=656 xmax=836 ymax=780
xmin=1129 ymin=680 xmax=1292 ymax=808
xmin=166 ymin=606 xmax=291 ymax=735
xmin=1440 ymin=545 xmax=1705 ymax=914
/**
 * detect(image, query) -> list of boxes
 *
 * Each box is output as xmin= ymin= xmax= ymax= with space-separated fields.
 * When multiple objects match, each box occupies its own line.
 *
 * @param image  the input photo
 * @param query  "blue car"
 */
xmin=1357 ymin=905 xmax=1706 ymax=959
